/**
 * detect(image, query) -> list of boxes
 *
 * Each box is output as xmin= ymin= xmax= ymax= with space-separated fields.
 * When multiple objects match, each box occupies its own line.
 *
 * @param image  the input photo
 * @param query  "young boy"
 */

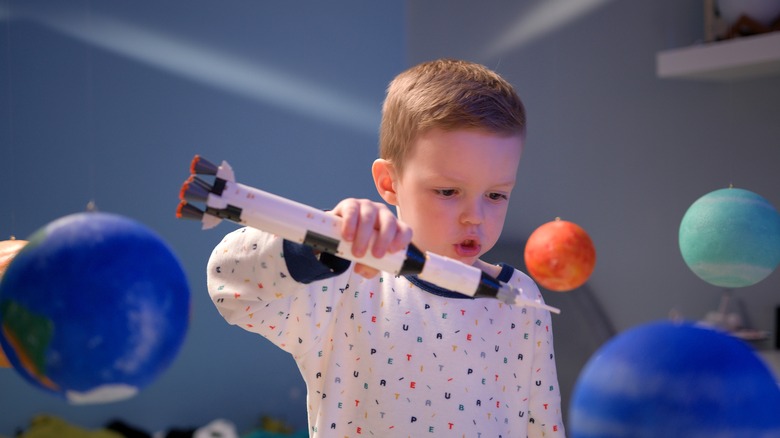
xmin=207 ymin=59 xmax=565 ymax=437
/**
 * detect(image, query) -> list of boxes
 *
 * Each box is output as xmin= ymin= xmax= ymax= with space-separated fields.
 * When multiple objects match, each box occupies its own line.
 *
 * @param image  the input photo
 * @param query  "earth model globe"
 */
xmin=679 ymin=187 xmax=780 ymax=288
xmin=569 ymin=320 xmax=780 ymax=437
xmin=524 ymin=218 xmax=596 ymax=291
xmin=0 ymin=212 xmax=190 ymax=403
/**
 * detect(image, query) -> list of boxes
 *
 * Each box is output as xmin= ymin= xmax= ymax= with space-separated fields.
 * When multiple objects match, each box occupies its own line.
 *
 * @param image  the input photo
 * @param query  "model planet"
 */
xmin=679 ymin=187 xmax=780 ymax=288
xmin=0 ymin=212 xmax=190 ymax=403
xmin=524 ymin=218 xmax=596 ymax=291
xmin=569 ymin=320 xmax=780 ymax=437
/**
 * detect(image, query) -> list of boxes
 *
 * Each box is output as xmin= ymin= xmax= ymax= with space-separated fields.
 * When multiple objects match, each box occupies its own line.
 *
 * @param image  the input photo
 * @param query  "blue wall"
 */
xmin=4 ymin=0 xmax=780 ymax=434
xmin=0 ymin=0 xmax=405 ymax=434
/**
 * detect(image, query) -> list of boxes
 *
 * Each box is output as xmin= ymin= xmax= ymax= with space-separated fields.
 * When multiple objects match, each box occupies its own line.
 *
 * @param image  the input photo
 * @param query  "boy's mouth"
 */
xmin=455 ymin=239 xmax=481 ymax=257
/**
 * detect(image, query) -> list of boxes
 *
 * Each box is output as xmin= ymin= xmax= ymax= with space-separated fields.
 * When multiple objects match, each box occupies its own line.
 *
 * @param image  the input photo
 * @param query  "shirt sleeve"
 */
xmin=206 ymin=226 xmax=350 ymax=356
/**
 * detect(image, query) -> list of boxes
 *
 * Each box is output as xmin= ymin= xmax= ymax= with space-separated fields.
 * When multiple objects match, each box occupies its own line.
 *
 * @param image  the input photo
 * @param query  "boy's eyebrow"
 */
xmin=492 ymin=182 xmax=517 ymax=192
xmin=493 ymin=178 xmax=517 ymax=187
xmin=423 ymin=173 xmax=517 ymax=189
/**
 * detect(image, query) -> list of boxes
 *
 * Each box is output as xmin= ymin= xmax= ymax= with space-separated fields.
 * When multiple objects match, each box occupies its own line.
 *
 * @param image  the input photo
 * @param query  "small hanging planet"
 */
xmin=679 ymin=187 xmax=780 ymax=288
xmin=524 ymin=218 xmax=596 ymax=292
xmin=0 ymin=238 xmax=28 ymax=368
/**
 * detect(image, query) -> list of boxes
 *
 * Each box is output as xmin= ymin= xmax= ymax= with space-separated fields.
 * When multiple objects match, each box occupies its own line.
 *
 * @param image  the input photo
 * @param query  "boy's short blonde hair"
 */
xmin=379 ymin=58 xmax=526 ymax=175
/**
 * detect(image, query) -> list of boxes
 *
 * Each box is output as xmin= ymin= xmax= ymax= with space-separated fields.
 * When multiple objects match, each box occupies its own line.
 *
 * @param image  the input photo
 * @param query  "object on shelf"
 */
xmin=707 ymin=0 xmax=780 ymax=41
xmin=700 ymin=289 xmax=770 ymax=342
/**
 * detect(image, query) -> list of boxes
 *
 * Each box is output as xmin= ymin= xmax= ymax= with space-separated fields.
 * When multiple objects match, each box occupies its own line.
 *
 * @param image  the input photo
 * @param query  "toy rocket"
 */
xmin=177 ymin=155 xmax=560 ymax=314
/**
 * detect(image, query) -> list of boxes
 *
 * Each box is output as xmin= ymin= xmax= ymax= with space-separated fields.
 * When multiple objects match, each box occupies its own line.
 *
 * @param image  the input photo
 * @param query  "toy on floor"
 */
xmin=0 ymin=212 xmax=190 ymax=403
xmin=15 ymin=414 xmax=123 ymax=438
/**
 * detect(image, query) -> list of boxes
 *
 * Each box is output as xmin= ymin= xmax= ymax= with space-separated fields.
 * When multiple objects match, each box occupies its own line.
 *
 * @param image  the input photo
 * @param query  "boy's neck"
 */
xmin=473 ymin=258 xmax=501 ymax=278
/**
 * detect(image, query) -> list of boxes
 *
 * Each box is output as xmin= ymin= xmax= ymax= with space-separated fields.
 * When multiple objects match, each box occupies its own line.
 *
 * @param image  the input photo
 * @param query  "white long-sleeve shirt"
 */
xmin=207 ymin=227 xmax=565 ymax=437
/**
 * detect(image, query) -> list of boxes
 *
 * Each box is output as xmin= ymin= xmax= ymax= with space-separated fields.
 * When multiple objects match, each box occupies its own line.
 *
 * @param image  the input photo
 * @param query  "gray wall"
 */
xmin=0 ymin=0 xmax=403 ymax=434
xmin=2 ymin=0 xmax=779 ymax=434
xmin=409 ymin=0 xmax=780 ymax=422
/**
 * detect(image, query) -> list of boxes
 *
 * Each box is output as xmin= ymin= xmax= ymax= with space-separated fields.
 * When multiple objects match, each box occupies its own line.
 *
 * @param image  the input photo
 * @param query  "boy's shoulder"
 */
xmin=502 ymin=265 xmax=546 ymax=305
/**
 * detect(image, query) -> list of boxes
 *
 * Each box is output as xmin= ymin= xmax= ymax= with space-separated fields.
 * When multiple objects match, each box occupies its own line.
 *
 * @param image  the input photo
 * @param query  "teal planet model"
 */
xmin=0 ymin=212 xmax=190 ymax=404
xmin=679 ymin=187 xmax=780 ymax=288
xmin=569 ymin=320 xmax=780 ymax=437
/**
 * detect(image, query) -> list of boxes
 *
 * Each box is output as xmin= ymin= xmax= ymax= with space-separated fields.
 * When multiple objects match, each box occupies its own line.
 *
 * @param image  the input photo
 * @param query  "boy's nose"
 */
xmin=460 ymin=199 xmax=484 ymax=225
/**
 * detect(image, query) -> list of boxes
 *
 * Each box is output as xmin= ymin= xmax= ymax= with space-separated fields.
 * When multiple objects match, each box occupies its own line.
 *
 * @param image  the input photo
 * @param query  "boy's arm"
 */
xmin=206 ymin=226 xmax=349 ymax=353
xmin=205 ymin=198 xmax=410 ymax=354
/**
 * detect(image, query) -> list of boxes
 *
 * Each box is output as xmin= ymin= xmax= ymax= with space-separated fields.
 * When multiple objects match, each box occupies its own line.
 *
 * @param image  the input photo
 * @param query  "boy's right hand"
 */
xmin=330 ymin=198 xmax=412 ymax=278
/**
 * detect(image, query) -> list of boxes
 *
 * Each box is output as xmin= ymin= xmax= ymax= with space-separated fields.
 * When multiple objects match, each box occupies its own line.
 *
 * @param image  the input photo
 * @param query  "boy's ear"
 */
xmin=372 ymin=159 xmax=398 ymax=205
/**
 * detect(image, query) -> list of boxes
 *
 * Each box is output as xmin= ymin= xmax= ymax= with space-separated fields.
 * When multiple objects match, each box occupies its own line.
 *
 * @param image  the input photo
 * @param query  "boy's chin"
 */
xmin=456 ymin=254 xmax=481 ymax=267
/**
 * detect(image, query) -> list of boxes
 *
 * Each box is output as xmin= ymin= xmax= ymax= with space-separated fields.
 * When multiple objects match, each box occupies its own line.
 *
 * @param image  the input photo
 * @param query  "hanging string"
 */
xmin=726 ymin=80 xmax=736 ymax=189
xmin=84 ymin=0 xmax=98 ymax=211
xmin=3 ymin=0 xmax=17 ymax=239
xmin=551 ymin=32 xmax=561 ymax=217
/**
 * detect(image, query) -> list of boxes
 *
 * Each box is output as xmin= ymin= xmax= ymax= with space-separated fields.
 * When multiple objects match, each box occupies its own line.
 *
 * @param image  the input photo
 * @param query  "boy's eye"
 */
xmin=436 ymin=189 xmax=457 ymax=197
xmin=488 ymin=192 xmax=508 ymax=201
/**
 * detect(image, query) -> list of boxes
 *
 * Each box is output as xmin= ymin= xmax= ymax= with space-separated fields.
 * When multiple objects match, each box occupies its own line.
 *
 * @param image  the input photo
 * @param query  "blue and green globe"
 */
xmin=0 ymin=212 xmax=190 ymax=404
xmin=679 ymin=187 xmax=780 ymax=288
xmin=569 ymin=320 xmax=780 ymax=437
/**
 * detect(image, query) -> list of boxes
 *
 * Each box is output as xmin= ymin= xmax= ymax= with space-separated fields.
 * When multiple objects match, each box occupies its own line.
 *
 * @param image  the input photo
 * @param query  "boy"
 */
xmin=207 ymin=58 xmax=565 ymax=437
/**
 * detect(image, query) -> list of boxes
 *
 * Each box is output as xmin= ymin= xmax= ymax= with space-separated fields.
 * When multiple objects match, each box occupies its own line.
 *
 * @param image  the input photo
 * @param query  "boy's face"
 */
xmin=388 ymin=128 xmax=522 ymax=267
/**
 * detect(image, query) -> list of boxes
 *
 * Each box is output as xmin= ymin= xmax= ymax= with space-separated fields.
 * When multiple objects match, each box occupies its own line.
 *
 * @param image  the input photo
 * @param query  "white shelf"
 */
xmin=656 ymin=31 xmax=780 ymax=81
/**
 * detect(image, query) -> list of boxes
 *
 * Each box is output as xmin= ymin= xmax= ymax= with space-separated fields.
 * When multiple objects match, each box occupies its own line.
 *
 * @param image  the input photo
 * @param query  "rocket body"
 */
xmin=178 ymin=156 xmax=559 ymax=314
xmin=210 ymin=178 xmax=409 ymax=276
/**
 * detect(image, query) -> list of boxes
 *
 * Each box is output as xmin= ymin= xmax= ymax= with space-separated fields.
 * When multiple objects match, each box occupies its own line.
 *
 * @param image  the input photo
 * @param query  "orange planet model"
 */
xmin=524 ymin=219 xmax=595 ymax=292
xmin=0 ymin=238 xmax=28 ymax=368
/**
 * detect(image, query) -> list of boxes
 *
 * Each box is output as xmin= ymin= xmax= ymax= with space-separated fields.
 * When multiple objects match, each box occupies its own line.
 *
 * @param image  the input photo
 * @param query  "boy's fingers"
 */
xmin=390 ymin=224 xmax=413 ymax=254
xmin=371 ymin=207 xmax=397 ymax=257
xmin=332 ymin=199 xmax=359 ymax=242
xmin=332 ymin=199 xmax=409 ymax=261
xmin=352 ymin=202 xmax=378 ymax=258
